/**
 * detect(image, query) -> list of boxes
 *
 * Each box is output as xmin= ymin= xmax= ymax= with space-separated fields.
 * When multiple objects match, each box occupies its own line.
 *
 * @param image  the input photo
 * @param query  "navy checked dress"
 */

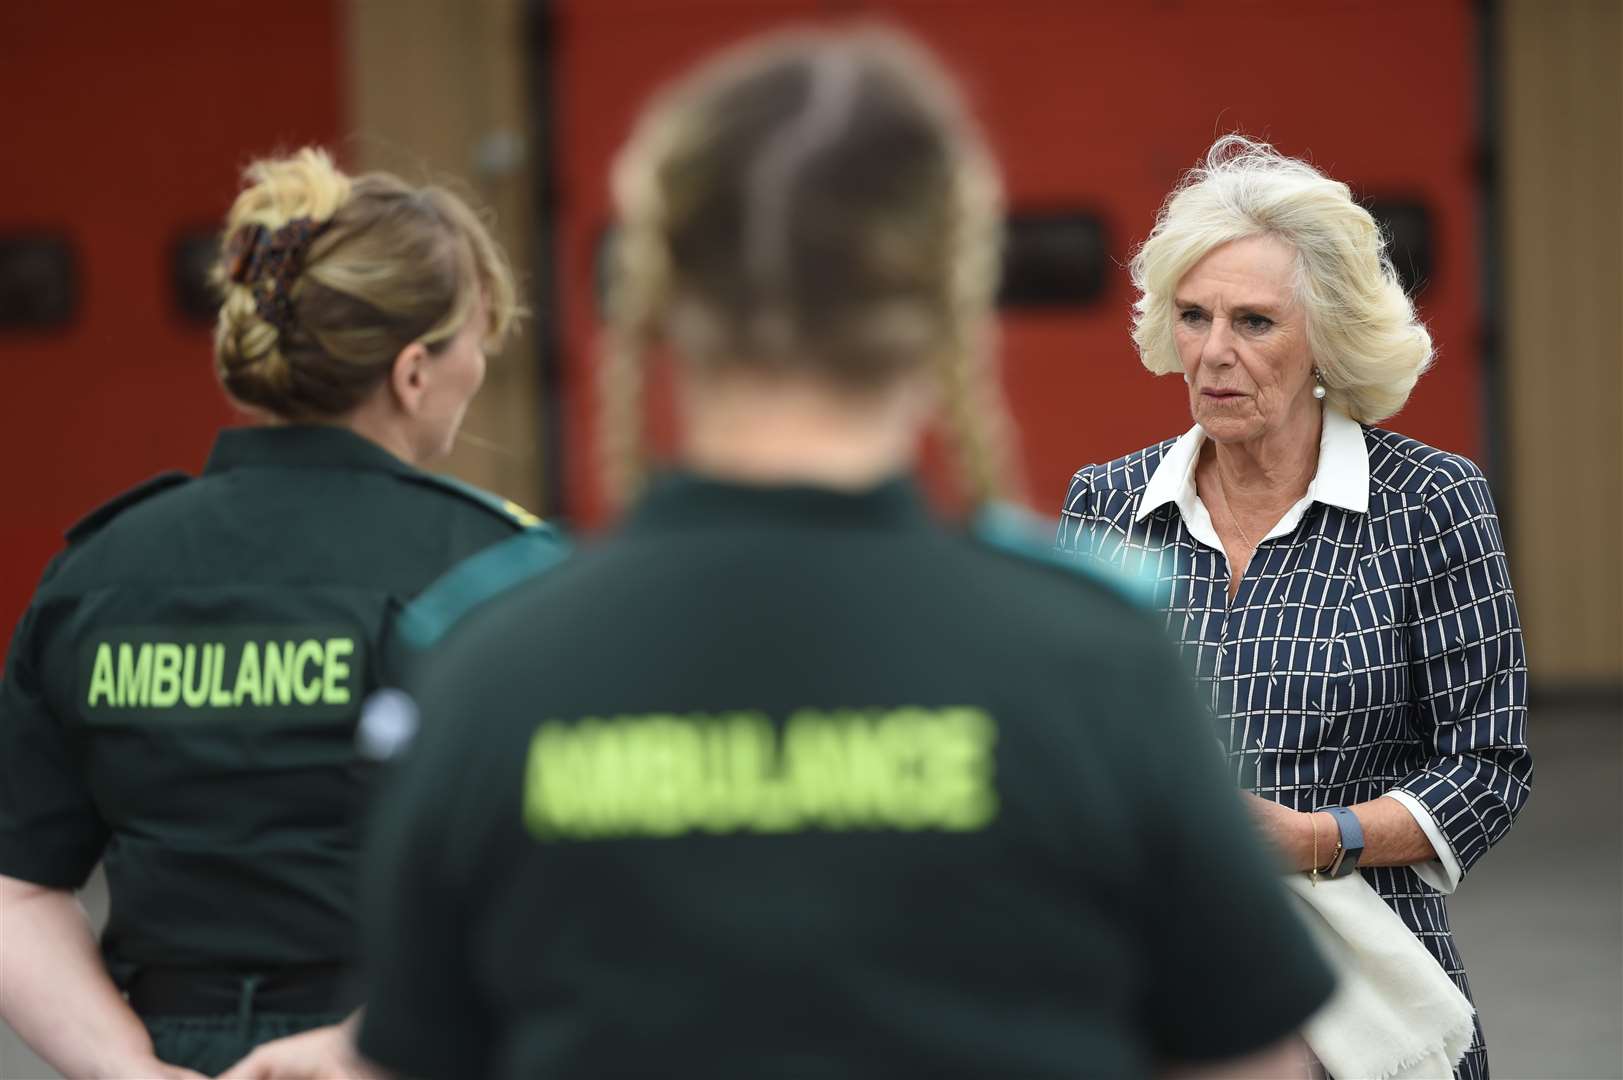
xmin=1056 ymin=411 xmax=1531 ymax=1080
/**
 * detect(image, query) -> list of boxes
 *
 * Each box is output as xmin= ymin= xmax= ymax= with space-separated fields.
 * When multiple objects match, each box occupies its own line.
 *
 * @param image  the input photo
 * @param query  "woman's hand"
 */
xmin=1241 ymin=794 xmax=1442 ymax=875
xmin=1240 ymin=792 xmax=1320 ymax=872
xmin=216 ymin=1020 xmax=380 ymax=1080
xmin=93 ymin=1055 xmax=206 ymax=1080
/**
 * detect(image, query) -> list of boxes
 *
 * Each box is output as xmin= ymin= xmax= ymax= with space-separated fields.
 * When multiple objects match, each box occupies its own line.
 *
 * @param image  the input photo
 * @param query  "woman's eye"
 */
xmin=1178 ymin=309 xmax=1207 ymax=326
xmin=1239 ymin=314 xmax=1273 ymax=332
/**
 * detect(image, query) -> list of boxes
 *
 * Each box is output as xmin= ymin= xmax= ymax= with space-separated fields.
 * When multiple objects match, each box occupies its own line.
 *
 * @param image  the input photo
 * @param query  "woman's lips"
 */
xmin=1202 ymin=389 xmax=1246 ymax=398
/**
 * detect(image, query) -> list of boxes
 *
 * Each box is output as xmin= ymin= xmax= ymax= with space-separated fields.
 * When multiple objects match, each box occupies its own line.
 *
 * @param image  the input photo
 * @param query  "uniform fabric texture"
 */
xmin=359 ymin=472 xmax=1336 ymax=1079
xmin=0 ymin=426 xmax=552 ymax=1023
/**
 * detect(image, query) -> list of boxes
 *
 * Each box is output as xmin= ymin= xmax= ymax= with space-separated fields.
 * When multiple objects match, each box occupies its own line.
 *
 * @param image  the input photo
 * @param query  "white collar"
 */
xmin=1135 ymin=406 xmax=1369 ymax=546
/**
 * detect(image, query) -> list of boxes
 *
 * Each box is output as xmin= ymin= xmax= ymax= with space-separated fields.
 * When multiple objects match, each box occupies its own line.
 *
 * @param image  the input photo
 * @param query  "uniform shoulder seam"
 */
xmin=970 ymin=502 xmax=1155 ymax=608
xmin=394 ymin=529 xmax=571 ymax=654
xmin=397 ymin=471 xmax=546 ymax=532
xmin=64 ymin=471 xmax=192 ymax=544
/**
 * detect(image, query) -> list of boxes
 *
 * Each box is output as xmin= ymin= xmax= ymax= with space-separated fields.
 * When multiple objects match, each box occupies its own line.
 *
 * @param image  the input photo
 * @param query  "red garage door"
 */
xmin=0 ymin=1 xmax=343 ymax=654
xmin=546 ymin=0 xmax=1481 ymax=525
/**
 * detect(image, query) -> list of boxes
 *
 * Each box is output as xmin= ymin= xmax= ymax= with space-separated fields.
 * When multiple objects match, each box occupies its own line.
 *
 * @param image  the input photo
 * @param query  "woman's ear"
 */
xmin=389 ymin=341 xmax=431 ymax=416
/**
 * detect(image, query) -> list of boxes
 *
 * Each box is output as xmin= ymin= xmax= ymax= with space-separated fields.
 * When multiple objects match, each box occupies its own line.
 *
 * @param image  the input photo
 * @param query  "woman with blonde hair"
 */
xmin=1058 ymin=135 xmax=1531 ymax=1079
xmin=356 ymin=31 xmax=1332 ymax=1079
xmin=0 ymin=149 xmax=559 ymax=1076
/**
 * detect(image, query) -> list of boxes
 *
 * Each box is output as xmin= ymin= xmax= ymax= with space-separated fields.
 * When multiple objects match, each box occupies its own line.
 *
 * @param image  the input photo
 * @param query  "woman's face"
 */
xmin=1172 ymin=234 xmax=1318 ymax=446
xmin=415 ymin=292 xmax=489 ymax=460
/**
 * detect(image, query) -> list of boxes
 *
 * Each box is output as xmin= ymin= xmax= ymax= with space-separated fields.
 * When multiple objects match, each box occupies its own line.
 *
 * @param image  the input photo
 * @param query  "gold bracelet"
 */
xmin=1310 ymin=812 xmax=1320 ymax=886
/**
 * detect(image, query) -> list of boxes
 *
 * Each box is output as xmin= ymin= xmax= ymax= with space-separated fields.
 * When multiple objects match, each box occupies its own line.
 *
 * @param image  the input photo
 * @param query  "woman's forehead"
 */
xmin=1176 ymin=234 xmax=1297 ymax=308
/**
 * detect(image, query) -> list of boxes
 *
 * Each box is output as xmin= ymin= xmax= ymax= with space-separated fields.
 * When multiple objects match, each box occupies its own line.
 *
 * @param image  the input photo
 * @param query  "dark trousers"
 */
xmin=129 ymin=962 xmax=356 ymax=1073
xmin=142 ymin=1009 xmax=349 ymax=1074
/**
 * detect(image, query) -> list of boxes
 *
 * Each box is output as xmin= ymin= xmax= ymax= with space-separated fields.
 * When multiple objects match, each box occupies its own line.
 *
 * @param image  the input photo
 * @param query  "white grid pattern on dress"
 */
xmin=1056 ymin=426 xmax=1532 ymax=1080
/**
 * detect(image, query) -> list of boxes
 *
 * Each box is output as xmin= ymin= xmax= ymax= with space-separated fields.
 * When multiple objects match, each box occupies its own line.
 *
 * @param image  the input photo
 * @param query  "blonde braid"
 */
xmin=935 ymin=142 xmax=1013 ymax=507
xmin=598 ymin=260 xmax=656 ymax=508
xmin=602 ymin=112 xmax=681 ymax=509
xmin=601 ymin=29 xmax=1019 ymax=511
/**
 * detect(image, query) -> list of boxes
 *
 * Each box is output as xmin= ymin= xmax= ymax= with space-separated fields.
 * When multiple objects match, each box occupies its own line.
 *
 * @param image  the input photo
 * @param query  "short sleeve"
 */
xmin=356 ymin=674 xmax=501 ymax=1079
xmin=1116 ymin=623 xmax=1336 ymax=1062
xmin=0 ymin=588 xmax=108 ymax=888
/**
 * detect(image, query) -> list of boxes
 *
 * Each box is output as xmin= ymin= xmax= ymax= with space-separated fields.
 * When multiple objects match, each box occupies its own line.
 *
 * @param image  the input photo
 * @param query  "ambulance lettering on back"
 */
xmin=80 ymin=627 xmax=362 ymax=721
xmin=524 ymin=706 xmax=998 ymax=839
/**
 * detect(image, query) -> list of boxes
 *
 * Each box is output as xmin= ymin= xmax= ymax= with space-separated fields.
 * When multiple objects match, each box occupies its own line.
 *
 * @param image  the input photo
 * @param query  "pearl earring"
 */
xmin=1312 ymin=368 xmax=1327 ymax=400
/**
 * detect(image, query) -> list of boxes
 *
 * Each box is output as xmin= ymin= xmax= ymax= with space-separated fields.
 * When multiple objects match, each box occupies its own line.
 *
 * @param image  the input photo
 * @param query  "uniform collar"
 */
xmin=1135 ymin=406 xmax=1369 ymax=537
xmin=204 ymin=424 xmax=417 ymax=476
xmin=627 ymin=470 xmax=929 ymax=532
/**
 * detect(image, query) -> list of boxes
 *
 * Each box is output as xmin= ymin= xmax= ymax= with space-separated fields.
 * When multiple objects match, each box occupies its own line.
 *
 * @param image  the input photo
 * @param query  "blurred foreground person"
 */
xmin=0 ymin=149 xmax=560 ymax=1077
xmin=1057 ymin=137 xmax=1530 ymax=1078
xmin=359 ymin=29 xmax=1332 ymax=1079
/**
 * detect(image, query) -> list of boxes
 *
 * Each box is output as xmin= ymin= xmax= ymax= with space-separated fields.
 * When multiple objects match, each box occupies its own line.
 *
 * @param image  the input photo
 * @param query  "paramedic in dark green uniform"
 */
xmin=0 ymin=149 xmax=561 ymax=1078
xmin=359 ymin=29 xmax=1334 ymax=1080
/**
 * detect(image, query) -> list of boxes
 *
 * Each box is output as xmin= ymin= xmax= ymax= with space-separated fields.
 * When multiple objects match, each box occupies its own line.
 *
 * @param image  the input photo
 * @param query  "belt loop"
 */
xmin=236 ymin=973 xmax=265 ymax=1043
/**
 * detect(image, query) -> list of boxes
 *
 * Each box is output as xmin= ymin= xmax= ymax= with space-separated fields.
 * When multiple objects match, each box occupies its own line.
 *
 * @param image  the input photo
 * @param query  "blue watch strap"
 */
xmin=1323 ymin=806 xmax=1365 ymax=877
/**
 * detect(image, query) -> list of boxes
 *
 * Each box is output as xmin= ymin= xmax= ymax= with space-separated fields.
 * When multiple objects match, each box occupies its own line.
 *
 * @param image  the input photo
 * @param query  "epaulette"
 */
xmin=65 ymin=471 xmax=192 ymax=544
xmin=394 ymin=528 xmax=571 ymax=654
xmin=400 ymin=471 xmax=546 ymax=531
xmin=970 ymin=501 xmax=1156 ymax=609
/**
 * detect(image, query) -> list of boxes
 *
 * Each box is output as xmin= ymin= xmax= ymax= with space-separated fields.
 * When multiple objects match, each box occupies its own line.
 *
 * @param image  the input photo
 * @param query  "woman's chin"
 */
xmin=1193 ymin=412 xmax=1263 ymax=445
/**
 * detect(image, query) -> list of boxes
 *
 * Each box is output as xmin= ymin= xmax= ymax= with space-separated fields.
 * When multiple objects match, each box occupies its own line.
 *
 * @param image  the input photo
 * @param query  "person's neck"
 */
xmin=678 ymin=371 xmax=924 ymax=491
xmin=1207 ymin=403 xmax=1323 ymax=511
xmin=338 ymin=398 xmax=423 ymax=467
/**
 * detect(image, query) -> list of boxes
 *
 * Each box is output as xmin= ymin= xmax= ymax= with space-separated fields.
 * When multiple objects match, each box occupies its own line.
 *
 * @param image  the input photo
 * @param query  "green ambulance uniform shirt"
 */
xmin=0 ymin=425 xmax=564 ymax=988
xmin=359 ymin=473 xmax=1335 ymax=1079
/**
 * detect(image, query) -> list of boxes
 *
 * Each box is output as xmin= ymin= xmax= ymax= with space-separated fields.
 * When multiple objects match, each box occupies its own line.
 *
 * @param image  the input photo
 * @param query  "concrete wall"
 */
xmin=1499 ymin=0 xmax=1623 ymax=687
xmin=348 ymin=0 xmax=547 ymax=512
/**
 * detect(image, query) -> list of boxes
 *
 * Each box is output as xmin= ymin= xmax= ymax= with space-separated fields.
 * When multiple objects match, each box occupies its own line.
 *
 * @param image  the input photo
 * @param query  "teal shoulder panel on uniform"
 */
xmin=971 ymin=501 xmax=1156 ymax=608
xmin=399 ymin=471 xmax=546 ymax=532
xmin=395 ymin=528 xmax=571 ymax=653
xmin=64 ymin=471 xmax=192 ymax=544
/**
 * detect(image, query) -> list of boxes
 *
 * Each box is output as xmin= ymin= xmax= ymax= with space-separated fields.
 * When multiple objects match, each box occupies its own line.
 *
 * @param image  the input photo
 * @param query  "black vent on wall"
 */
xmin=0 ymin=233 xmax=78 ymax=330
xmin=1367 ymin=199 xmax=1434 ymax=296
xmin=998 ymin=211 xmax=1107 ymax=309
xmin=172 ymin=229 xmax=222 ymax=323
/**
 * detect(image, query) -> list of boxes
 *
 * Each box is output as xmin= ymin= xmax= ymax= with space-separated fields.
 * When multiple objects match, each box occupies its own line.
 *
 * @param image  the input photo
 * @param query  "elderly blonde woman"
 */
xmin=1057 ymin=136 xmax=1531 ymax=1080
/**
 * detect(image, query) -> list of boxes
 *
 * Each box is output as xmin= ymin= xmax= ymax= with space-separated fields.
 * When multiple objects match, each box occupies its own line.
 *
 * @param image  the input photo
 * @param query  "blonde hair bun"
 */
xmin=211 ymin=148 xmax=520 ymax=421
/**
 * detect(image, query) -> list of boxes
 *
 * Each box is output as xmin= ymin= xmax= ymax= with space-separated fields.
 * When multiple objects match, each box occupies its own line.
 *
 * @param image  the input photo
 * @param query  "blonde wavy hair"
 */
xmin=1130 ymin=135 xmax=1434 ymax=423
xmin=213 ymin=148 xmax=520 ymax=419
xmin=600 ymin=27 xmax=1012 ymax=507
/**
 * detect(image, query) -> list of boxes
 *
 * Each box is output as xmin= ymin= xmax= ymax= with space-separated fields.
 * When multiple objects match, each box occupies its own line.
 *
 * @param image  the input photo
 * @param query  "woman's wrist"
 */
xmin=88 ymin=1048 xmax=166 ymax=1080
xmin=1304 ymin=810 xmax=1338 ymax=874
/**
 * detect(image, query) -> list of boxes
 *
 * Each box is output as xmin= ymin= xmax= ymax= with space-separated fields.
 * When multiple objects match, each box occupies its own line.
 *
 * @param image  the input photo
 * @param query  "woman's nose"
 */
xmin=1199 ymin=317 xmax=1236 ymax=366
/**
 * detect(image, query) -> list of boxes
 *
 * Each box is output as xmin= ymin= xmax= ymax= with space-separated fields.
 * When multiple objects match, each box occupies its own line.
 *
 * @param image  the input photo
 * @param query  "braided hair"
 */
xmin=601 ymin=28 xmax=1013 ymax=508
xmin=213 ymin=148 xmax=520 ymax=420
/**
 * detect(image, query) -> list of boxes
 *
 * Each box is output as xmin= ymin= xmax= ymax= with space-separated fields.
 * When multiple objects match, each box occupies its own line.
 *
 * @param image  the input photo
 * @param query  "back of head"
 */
xmin=213 ymin=148 xmax=520 ymax=421
xmin=603 ymin=27 xmax=1009 ymax=504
